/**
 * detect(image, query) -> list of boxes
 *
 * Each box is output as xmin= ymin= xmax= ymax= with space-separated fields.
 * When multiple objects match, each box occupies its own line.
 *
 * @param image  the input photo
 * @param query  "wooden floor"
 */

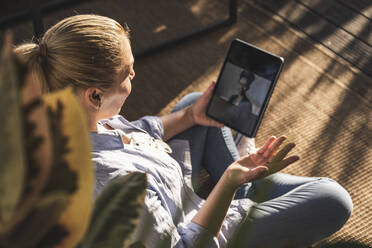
xmin=4 ymin=0 xmax=372 ymax=247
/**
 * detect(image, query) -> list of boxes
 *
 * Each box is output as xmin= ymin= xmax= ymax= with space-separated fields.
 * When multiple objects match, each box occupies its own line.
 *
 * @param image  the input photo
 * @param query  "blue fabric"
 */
xmin=90 ymin=93 xmax=352 ymax=248
xmin=169 ymin=92 xmax=252 ymax=198
xmin=169 ymin=92 xmax=353 ymax=247
xmin=91 ymin=115 xmax=221 ymax=248
xmin=171 ymin=94 xmax=237 ymax=186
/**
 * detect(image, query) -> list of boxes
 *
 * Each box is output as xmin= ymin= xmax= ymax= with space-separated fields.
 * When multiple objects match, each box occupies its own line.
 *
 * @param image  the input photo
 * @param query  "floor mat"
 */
xmin=6 ymin=0 xmax=372 ymax=246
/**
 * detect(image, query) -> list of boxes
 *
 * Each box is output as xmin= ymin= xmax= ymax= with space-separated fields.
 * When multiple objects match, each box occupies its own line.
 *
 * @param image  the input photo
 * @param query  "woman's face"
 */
xmin=99 ymin=37 xmax=135 ymax=118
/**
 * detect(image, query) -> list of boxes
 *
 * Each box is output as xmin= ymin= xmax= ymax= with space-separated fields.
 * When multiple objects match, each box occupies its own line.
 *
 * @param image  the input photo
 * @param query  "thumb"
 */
xmin=203 ymin=81 xmax=216 ymax=97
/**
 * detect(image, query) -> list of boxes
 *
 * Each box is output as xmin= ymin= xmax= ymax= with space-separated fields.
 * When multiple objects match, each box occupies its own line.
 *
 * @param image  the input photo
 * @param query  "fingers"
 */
xmin=208 ymin=118 xmax=224 ymax=128
xmin=195 ymin=81 xmax=215 ymax=110
xmin=251 ymin=135 xmax=300 ymax=175
xmin=257 ymin=136 xmax=276 ymax=154
xmin=208 ymin=81 xmax=216 ymax=91
xmin=271 ymin=142 xmax=296 ymax=163
xmin=269 ymin=155 xmax=300 ymax=174
xmin=197 ymin=81 xmax=224 ymax=128
xmin=202 ymin=81 xmax=216 ymax=99
xmin=264 ymin=136 xmax=286 ymax=159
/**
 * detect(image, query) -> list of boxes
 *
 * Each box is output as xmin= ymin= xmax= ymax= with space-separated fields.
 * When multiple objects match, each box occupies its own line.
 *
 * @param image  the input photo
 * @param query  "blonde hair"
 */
xmin=14 ymin=14 xmax=130 ymax=92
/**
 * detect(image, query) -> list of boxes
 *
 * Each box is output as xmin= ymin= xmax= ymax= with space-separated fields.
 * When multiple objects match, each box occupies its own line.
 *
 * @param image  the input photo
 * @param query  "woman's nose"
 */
xmin=130 ymin=69 xmax=135 ymax=80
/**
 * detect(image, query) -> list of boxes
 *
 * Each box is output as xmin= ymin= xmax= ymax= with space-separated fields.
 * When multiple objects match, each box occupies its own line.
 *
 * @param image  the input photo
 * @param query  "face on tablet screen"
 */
xmin=207 ymin=39 xmax=283 ymax=137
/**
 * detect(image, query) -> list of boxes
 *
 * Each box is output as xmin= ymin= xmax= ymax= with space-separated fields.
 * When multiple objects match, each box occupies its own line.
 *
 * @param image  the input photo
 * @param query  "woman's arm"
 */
xmin=190 ymin=173 xmax=238 ymax=236
xmin=191 ymin=136 xmax=300 ymax=236
xmin=160 ymin=82 xmax=223 ymax=141
xmin=160 ymin=105 xmax=195 ymax=141
xmin=191 ymin=159 xmax=266 ymax=237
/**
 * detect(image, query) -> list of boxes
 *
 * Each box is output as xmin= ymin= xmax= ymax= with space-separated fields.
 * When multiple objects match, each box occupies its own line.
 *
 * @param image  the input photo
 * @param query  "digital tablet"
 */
xmin=206 ymin=39 xmax=284 ymax=137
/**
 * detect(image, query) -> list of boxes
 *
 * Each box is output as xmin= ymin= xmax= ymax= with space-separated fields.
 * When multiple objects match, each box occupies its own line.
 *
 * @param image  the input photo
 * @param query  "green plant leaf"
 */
xmin=79 ymin=172 xmax=147 ymax=248
xmin=0 ymin=193 xmax=69 ymax=248
xmin=0 ymin=33 xmax=26 ymax=228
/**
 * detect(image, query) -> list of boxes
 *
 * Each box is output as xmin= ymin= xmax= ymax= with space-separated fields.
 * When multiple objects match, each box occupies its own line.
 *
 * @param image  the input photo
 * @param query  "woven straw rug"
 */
xmin=7 ymin=0 xmax=371 ymax=247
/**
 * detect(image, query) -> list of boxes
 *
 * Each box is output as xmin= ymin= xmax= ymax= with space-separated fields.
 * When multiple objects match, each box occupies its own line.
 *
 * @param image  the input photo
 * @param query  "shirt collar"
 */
xmin=98 ymin=115 xmax=147 ymax=134
xmin=90 ymin=130 xmax=124 ymax=151
xmin=91 ymin=115 xmax=148 ymax=152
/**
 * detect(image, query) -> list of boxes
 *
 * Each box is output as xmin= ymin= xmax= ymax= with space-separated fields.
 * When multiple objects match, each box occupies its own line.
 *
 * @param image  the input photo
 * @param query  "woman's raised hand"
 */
xmin=189 ymin=82 xmax=224 ymax=128
xmin=223 ymin=136 xmax=300 ymax=190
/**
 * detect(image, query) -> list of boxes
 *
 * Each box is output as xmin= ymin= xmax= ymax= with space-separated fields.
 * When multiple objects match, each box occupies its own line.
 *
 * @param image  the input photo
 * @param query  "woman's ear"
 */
xmin=84 ymin=88 xmax=104 ymax=110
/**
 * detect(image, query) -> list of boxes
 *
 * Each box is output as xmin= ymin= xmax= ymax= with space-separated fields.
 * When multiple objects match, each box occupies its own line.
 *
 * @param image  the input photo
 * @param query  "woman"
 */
xmin=15 ymin=14 xmax=352 ymax=247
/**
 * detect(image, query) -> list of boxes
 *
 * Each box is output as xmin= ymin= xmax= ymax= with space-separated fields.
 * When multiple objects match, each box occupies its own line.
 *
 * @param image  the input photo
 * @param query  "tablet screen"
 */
xmin=207 ymin=39 xmax=283 ymax=137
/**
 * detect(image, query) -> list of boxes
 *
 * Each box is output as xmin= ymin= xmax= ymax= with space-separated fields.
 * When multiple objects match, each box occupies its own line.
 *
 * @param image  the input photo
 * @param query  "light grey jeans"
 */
xmin=170 ymin=93 xmax=353 ymax=248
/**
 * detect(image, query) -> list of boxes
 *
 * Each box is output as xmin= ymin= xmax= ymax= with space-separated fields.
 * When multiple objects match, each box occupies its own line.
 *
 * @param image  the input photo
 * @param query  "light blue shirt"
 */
xmin=90 ymin=115 xmax=254 ymax=247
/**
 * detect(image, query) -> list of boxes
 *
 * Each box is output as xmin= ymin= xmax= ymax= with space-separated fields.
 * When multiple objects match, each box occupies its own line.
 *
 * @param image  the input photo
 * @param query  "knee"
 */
xmin=315 ymin=178 xmax=353 ymax=231
xmin=171 ymin=92 xmax=202 ymax=113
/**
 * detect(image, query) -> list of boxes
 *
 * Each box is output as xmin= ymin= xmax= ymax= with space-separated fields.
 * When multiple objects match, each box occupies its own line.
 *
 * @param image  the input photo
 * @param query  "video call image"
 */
xmin=208 ymin=61 xmax=274 ymax=135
